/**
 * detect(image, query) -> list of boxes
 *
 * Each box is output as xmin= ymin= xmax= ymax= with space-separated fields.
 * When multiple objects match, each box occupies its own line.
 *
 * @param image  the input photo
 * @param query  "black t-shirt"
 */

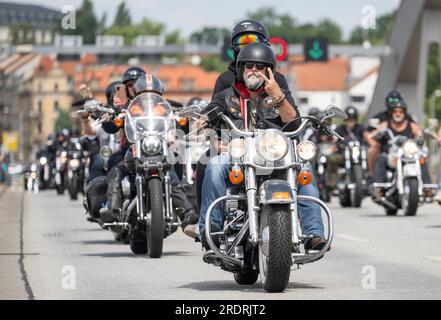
xmin=335 ymin=123 xmax=365 ymax=143
xmin=367 ymin=111 xmax=414 ymax=131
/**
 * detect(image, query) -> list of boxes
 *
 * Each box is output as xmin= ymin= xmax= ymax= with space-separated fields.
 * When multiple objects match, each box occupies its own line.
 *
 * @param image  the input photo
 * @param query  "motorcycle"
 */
xmin=66 ymin=138 xmax=87 ymax=200
xmin=337 ymin=140 xmax=368 ymax=207
xmin=184 ymin=104 xmax=346 ymax=293
xmin=54 ymin=149 xmax=68 ymax=195
xmin=371 ymin=127 xmax=438 ymax=216
xmin=25 ymin=163 xmax=39 ymax=193
xmin=37 ymin=153 xmax=51 ymax=189
xmin=101 ymin=93 xmax=180 ymax=257
xmin=315 ymin=142 xmax=335 ymax=202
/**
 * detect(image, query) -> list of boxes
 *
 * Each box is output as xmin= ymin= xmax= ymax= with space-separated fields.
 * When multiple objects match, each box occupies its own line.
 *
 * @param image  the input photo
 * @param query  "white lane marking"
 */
xmin=335 ymin=233 xmax=369 ymax=243
xmin=426 ymin=256 xmax=441 ymax=262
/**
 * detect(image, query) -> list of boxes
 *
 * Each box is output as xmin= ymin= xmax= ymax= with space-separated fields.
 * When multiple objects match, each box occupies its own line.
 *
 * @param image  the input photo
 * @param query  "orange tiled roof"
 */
xmin=293 ymin=57 xmax=349 ymax=91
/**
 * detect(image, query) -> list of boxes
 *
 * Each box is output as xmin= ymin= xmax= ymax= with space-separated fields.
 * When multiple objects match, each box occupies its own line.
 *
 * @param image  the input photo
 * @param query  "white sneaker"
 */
xmin=184 ymin=223 xmax=199 ymax=239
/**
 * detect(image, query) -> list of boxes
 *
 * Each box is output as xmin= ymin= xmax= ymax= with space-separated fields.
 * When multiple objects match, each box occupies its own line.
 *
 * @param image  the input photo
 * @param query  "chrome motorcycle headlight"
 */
xmin=142 ymin=136 xmax=162 ymax=155
xmin=256 ymin=130 xmax=288 ymax=162
xmin=403 ymin=141 xmax=419 ymax=158
xmin=69 ymin=159 xmax=80 ymax=169
xmin=352 ymin=146 xmax=360 ymax=160
xmin=39 ymin=157 xmax=47 ymax=166
xmin=297 ymin=141 xmax=317 ymax=161
xmin=100 ymin=146 xmax=112 ymax=159
xmin=228 ymin=138 xmax=245 ymax=159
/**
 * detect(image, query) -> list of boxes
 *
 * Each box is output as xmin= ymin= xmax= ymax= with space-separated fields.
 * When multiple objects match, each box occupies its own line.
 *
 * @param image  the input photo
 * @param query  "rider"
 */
xmin=198 ymin=43 xmax=327 ymax=252
xmin=366 ymin=100 xmax=431 ymax=197
xmin=364 ymin=90 xmax=414 ymax=177
xmin=104 ymin=73 xmax=199 ymax=238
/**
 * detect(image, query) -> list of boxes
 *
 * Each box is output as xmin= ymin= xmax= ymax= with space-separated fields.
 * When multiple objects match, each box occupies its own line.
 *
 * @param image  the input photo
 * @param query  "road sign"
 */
xmin=270 ymin=37 xmax=288 ymax=62
xmin=304 ymin=38 xmax=328 ymax=62
xmin=2 ymin=131 xmax=18 ymax=152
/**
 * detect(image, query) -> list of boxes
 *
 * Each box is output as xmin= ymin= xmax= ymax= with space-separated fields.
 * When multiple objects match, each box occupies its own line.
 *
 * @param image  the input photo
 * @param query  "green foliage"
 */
xmin=113 ymin=2 xmax=132 ymax=27
xmin=60 ymin=0 xmax=98 ymax=44
xmin=245 ymin=7 xmax=343 ymax=44
xmin=200 ymin=55 xmax=228 ymax=73
xmin=55 ymin=109 xmax=73 ymax=131
xmin=349 ymin=12 xmax=395 ymax=45
xmin=190 ymin=27 xmax=230 ymax=45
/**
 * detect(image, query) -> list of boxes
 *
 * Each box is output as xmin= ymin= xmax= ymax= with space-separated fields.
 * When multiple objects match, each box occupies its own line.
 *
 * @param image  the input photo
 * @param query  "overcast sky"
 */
xmin=13 ymin=0 xmax=401 ymax=39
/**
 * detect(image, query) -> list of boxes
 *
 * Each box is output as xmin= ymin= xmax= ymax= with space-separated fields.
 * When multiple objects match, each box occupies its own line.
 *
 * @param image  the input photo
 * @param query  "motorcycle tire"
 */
xmin=350 ymin=165 xmax=364 ymax=208
xmin=258 ymin=204 xmax=292 ymax=293
xmin=146 ymin=178 xmax=165 ymax=258
xmin=403 ymin=178 xmax=419 ymax=216
xmin=234 ymin=270 xmax=259 ymax=285
xmin=69 ymin=176 xmax=78 ymax=201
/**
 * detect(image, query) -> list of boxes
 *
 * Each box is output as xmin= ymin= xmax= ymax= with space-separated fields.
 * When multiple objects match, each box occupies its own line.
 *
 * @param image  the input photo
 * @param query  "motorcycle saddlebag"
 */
xmin=85 ymin=176 xmax=107 ymax=220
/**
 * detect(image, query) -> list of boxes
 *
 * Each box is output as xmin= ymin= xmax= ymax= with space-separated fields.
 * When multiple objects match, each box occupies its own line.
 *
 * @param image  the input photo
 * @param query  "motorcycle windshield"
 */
xmin=125 ymin=93 xmax=175 ymax=143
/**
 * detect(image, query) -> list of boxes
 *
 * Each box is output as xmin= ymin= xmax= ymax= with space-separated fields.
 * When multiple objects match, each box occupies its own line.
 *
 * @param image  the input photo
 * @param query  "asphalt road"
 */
xmin=1 ymin=183 xmax=441 ymax=300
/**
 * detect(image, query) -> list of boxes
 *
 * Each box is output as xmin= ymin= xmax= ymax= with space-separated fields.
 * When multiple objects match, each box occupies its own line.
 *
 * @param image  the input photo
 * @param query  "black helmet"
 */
xmin=345 ymin=106 xmax=359 ymax=120
xmin=187 ymin=96 xmax=207 ymax=107
xmin=133 ymin=74 xmax=164 ymax=96
xmin=231 ymin=20 xmax=270 ymax=54
xmin=105 ymin=81 xmax=122 ymax=106
xmin=122 ymin=66 xmax=146 ymax=84
xmin=385 ymin=90 xmax=403 ymax=110
xmin=390 ymin=100 xmax=407 ymax=113
xmin=308 ymin=107 xmax=320 ymax=118
xmin=236 ymin=42 xmax=276 ymax=82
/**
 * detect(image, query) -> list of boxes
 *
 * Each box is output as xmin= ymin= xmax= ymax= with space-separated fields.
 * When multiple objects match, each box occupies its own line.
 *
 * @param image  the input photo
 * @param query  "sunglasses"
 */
xmin=234 ymin=34 xmax=264 ymax=50
xmin=244 ymin=62 xmax=267 ymax=70
xmin=392 ymin=109 xmax=404 ymax=114
xmin=387 ymin=97 xmax=401 ymax=103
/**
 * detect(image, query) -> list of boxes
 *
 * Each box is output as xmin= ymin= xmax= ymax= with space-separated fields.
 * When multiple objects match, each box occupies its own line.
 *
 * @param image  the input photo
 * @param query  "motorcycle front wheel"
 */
xmin=146 ymin=178 xmax=165 ymax=258
xmin=402 ymin=178 xmax=419 ymax=216
xmin=258 ymin=204 xmax=292 ymax=293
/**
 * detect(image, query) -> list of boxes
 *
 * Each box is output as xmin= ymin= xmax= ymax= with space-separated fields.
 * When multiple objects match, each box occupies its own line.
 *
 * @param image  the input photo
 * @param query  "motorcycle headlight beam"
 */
xmin=39 ymin=157 xmax=47 ymax=165
xmin=142 ymin=136 xmax=162 ymax=155
xmin=352 ymin=146 xmax=360 ymax=161
xmin=69 ymin=159 xmax=80 ymax=169
xmin=297 ymin=141 xmax=317 ymax=161
xmin=256 ymin=130 xmax=289 ymax=162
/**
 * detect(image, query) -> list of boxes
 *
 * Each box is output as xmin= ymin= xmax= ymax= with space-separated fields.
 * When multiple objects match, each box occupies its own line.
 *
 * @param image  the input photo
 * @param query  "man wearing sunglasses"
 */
xmin=364 ymin=90 xmax=415 ymax=178
xmin=366 ymin=100 xmax=432 ymax=198
xmin=197 ymin=43 xmax=327 ymax=254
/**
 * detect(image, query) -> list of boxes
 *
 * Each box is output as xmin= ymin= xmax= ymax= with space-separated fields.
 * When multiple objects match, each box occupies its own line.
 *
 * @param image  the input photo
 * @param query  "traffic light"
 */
xmin=304 ymin=38 xmax=328 ymax=62
xmin=221 ymin=36 xmax=234 ymax=62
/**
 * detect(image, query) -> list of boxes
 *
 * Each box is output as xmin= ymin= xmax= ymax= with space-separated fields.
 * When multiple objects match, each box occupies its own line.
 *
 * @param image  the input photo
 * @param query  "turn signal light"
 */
xmin=420 ymin=157 xmax=426 ymax=165
xmin=272 ymin=192 xmax=291 ymax=200
xmin=177 ymin=117 xmax=187 ymax=127
xmin=298 ymin=170 xmax=313 ymax=186
xmin=229 ymin=167 xmax=244 ymax=185
xmin=114 ymin=118 xmax=124 ymax=128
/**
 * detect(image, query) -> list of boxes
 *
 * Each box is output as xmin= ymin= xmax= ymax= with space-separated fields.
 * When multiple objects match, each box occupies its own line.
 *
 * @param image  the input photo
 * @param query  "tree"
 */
xmin=349 ymin=12 xmax=395 ymax=45
xmin=113 ymin=2 xmax=131 ymax=27
xmin=55 ymin=109 xmax=73 ymax=131
xmin=106 ymin=18 xmax=164 ymax=45
xmin=200 ymin=55 xmax=228 ymax=73
xmin=60 ymin=0 xmax=98 ymax=44
xmin=190 ymin=27 xmax=230 ymax=45
xmin=315 ymin=19 xmax=343 ymax=44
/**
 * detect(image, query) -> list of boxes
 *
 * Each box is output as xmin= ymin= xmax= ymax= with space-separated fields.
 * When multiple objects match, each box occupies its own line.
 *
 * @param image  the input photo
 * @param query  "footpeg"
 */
xmin=203 ymin=250 xmax=221 ymax=267
xmin=102 ymin=222 xmax=128 ymax=228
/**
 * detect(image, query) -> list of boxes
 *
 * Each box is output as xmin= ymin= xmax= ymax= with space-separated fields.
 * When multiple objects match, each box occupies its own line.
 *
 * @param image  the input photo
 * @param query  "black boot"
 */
xmin=104 ymin=165 xmax=124 ymax=223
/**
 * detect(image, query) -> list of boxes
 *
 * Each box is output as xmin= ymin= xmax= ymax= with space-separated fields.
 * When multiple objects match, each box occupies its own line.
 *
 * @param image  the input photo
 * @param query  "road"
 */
xmin=1 ymin=184 xmax=441 ymax=300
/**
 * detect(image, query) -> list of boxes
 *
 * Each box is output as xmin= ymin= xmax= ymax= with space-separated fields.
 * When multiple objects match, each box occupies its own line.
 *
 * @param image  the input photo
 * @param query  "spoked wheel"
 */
xmin=146 ymin=178 xmax=165 ymax=258
xmin=258 ymin=204 xmax=292 ymax=293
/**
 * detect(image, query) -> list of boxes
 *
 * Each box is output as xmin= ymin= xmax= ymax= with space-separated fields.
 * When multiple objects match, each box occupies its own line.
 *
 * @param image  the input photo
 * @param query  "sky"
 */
xmin=13 ymin=0 xmax=401 ymax=39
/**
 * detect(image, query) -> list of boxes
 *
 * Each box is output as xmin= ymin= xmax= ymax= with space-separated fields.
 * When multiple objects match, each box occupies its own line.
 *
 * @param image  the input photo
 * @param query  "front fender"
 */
xmin=258 ymin=179 xmax=294 ymax=205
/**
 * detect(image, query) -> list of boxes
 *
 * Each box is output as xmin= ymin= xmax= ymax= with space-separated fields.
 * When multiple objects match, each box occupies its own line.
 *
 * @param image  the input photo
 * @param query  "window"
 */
xmin=54 ymin=100 xmax=59 ymax=111
xmin=38 ymin=100 xmax=42 ymax=114
xmin=299 ymin=97 xmax=309 ymax=104
xmin=54 ymin=83 xmax=58 ymax=92
xmin=180 ymin=79 xmax=195 ymax=91
xmin=351 ymin=96 xmax=366 ymax=103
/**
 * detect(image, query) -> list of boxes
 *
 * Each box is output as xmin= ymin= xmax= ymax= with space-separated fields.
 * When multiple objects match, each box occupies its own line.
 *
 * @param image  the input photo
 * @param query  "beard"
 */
xmin=244 ymin=73 xmax=264 ymax=91
xmin=392 ymin=114 xmax=405 ymax=123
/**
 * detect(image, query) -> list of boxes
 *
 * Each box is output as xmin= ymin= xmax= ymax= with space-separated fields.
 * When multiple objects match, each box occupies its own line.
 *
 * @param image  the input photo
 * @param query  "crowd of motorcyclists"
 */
xmin=22 ymin=19 xmax=441 ymax=292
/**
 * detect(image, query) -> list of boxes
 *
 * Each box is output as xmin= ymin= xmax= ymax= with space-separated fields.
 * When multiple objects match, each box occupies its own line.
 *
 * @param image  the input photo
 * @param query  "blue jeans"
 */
xmin=198 ymin=154 xmax=324 ymax=241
